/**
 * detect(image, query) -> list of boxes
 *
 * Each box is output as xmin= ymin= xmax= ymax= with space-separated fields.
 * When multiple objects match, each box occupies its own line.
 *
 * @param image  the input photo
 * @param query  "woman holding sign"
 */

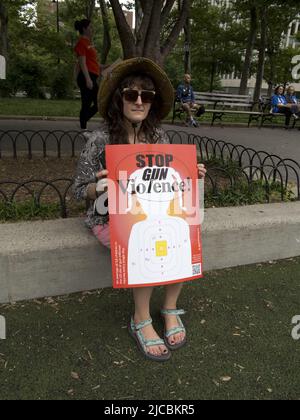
xmin=74 ymin=58 xmax=206 ymax=362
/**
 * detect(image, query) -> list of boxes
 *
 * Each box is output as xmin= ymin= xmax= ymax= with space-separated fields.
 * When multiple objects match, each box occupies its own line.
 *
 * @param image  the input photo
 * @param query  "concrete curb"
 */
xmin=1 ymin=202 xmax=300 ymax=303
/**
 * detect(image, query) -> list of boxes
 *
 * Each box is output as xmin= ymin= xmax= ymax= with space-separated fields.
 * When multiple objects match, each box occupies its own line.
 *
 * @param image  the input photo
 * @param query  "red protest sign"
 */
xmin=106 ymin=144 xmax=203 ymax=288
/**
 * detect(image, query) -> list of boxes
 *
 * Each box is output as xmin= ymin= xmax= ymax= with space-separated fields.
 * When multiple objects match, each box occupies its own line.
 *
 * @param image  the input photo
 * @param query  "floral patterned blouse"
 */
xmin=74 ymin=123 xmax=170 ymax=229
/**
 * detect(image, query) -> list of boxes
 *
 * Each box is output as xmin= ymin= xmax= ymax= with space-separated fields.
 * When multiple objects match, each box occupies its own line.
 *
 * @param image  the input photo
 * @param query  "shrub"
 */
xmin=50 ymin=63 xmax=74 ymax=99
xmin=1 ymin=55 xmax=47 ymax=98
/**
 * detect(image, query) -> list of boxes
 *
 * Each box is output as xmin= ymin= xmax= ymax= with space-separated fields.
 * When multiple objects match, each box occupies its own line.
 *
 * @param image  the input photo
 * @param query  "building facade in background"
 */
xmin=211 ymin=0 xmax=300 ymax=93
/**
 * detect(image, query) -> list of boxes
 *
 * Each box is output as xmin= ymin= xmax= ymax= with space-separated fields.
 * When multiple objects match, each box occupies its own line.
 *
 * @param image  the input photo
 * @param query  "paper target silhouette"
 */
xmin=106 ymin=144 xmax=203 ymax=289
xmin=126 ymin=166 xmax=193 ymax=285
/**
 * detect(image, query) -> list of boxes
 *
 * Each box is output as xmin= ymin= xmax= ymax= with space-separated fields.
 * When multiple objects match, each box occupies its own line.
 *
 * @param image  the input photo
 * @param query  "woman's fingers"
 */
xmin=197 ymin=163 xmax=207 ymax=179
xmin=96 ymin=170 xmax=108 ymax=179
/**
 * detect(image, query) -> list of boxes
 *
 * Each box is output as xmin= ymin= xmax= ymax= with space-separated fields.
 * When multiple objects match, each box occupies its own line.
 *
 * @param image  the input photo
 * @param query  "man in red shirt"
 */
xmin=74 ymin=19 xmax=100 ymax=129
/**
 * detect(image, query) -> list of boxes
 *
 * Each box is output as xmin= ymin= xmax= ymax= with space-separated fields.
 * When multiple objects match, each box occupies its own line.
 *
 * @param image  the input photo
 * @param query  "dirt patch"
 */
xmin=0 ymin=156 xmax=78 ymax=181
xmin=0 ymin=157 xmax=85 ymax=218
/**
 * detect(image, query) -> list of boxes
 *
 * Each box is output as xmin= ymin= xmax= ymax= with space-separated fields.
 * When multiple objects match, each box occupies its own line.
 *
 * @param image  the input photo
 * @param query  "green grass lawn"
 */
xmin=0 ymin=97 xmax=296 ymax=128
xmin=1 ymin=257 xmax=300 ymax=400
xmin=0 ymin=98 xmax=81 ymax=118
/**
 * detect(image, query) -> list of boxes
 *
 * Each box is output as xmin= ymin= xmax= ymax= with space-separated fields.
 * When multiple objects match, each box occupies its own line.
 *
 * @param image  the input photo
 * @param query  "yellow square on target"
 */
xmin=156 ymin=241 xmax=168 ymax=257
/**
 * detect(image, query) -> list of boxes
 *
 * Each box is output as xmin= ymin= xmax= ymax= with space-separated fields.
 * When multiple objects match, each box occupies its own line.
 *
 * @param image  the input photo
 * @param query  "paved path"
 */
xmin=0 ymin=118 xmax=299 ymax=162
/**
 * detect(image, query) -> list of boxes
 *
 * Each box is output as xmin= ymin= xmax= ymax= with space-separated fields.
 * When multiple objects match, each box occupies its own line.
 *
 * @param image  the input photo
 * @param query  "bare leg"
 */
xmin=182 ymin=103 xmax=192 ymax=120
xmin=162 ymin=283 xmax=186 ymax=346
xmin=133 ymin=287 xmax=168 ymax=356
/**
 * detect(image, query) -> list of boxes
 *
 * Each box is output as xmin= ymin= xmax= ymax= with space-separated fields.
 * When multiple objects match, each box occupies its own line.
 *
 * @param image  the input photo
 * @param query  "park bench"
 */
xmin=260 ymin=98 xmax=300 ymax=129
xmin=172 ymin=91 xmax=262 ymax=127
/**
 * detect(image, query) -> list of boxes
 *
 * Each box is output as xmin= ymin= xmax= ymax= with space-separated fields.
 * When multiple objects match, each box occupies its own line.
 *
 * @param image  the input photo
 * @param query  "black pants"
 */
xmin=77 ymin=72 xmax=99 ymax=129
xmin=278 ymin=108 xmax=293 ymax=127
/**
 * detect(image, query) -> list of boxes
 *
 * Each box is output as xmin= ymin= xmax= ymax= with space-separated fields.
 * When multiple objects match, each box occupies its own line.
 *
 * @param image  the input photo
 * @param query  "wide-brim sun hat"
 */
xmin=98 ymin=57 xmax=174 ymax=120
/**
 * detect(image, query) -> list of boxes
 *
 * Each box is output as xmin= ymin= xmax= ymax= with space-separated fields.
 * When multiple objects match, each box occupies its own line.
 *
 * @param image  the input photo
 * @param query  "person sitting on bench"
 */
xmin=176 ymin=74 xmax=205 ymax=128
xmin=271 ymin=85 xmax=294 ymax=128
xmin=285 ymin=85 xmax=300 ymax=120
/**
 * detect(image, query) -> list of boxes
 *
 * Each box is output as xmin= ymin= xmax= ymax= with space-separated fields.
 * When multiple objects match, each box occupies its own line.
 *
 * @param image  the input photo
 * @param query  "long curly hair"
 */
xmin=106 ymin=73 xmax=163 ymax=145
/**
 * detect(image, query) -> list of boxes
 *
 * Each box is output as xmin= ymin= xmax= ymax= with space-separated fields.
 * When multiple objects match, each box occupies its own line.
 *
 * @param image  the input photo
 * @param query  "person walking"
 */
xmin=74 ymin=19 xmax=100 ymax=130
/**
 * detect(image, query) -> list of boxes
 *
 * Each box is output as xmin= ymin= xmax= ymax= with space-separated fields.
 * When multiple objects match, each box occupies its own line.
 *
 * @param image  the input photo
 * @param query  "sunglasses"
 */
xmin=122 ymin=88 xmax=156 ymax=104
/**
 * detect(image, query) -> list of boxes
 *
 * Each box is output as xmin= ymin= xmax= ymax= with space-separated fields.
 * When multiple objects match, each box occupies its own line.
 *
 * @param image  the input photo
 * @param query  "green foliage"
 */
xmin=1 ymin=0 xmax=300 ymax=101
xmin=50 ymin=63 xmax=74 ymax=99
xmin=5 ymin=55 xmax=47 ymax=98
xmin=0 ymin=199 xmax=61 ymax=222
xmin=189 ymin=0 xmax=248 ymax=91
xmin=204 ymin=155 xmax=295 ymax=207
xmin=205 ymin=179 xmax=295 ymax=208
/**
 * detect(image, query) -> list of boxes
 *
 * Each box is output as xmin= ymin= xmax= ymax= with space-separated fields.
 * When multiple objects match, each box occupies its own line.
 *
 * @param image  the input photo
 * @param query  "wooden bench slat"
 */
xmin=204 ymin=109 xmax=260 ymax=114
xmin=195 ymin=97 xmax=251 ymax=102
xmin=197 ymin=92 xmax=251 ymax=99
xmin=172 ymin=91 xmax=282 ymax=127
xmin=197 ymin=100 xmax=252 ymax=105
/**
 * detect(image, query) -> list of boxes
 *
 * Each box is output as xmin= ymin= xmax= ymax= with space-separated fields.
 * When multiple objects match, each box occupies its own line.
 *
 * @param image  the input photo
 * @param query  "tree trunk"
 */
xmin=267 ymin=52 xmax=275 ymax=98
xmin=135 ymin=0 xmax=143 ymax=39
xmin=160 ymin=0 xmax=190 ymax=66
xmin=143 ymin=0 xmax=164 ymax=62
xmin=184 ymin=13 xmax=191 ymax=74
xmin=0 ymin=0 xmax=8 ymax=60
xmin=109 ymin=0 xmax=190 ymax=68
xmin=86 ymin=0 xmax=95 ymax=20
xmin=99 ymin=0 xmax=111 ymax=64
xmin=253 ymin=5 xmax=267 ymax=103
xmin=210 ymin=62 xmax=217 ymax=92
xmin=110 ymin=0 xmax=136 ymax=59
xmin=239 ymin=6 xmax=257 ymax=95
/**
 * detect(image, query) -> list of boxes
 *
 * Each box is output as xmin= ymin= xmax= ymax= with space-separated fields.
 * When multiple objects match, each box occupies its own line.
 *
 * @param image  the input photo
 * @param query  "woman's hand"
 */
xmin=96 ymin=170 xmax=109 ymax=195
xmin=197 ymin=163 xmax=207 ymax=179
xmin=86 ymin=77 xmax=93 ymax=90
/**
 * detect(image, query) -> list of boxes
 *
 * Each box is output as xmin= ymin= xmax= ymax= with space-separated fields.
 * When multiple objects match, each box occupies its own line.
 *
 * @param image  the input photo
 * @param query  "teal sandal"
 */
xmin=128 ymin=317 xmax=171 ymax=362
xmin=161 ymin=309 xmax=187 ymax=351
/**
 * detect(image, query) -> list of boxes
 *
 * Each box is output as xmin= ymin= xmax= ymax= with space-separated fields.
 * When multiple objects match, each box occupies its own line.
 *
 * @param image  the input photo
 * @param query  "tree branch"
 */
xmin=86 ymin=0 xmax=95 ymax=20
xmin=161 ymin=0 xmax=190 ymax=61
xmin=109 ymin=0 xmax=136 ymax=58
xmin=143 ymin=0 xmax=164 ymax=60
xmin=0 ymin=0 xmax=9 ymax=59
xmin=99 ymin=0 xmax=111 ymax=63
xmin=161 ymin=0 xmax=176 ymax=28
xmin=136 ymin=0 xmax=153 ymax=55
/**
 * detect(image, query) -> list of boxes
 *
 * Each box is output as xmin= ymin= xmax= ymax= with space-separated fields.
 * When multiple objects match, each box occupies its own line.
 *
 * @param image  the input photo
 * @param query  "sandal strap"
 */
xmin=130 ymin=317 xmax=153 ymax=331
xmin=165 ymin=326 xmax=185 ymax=338
xmin=131 ymin=319 xmax=165 ymax=353
xmin=161 ymin=310 xmax=186 ymax=339
xmin=161 ymin=309 xmax=186 ymax=316
xmin=143 ymin=338 xmax=165 ymax=347
xmin=136 ymin=328 xmax=165 ymax=353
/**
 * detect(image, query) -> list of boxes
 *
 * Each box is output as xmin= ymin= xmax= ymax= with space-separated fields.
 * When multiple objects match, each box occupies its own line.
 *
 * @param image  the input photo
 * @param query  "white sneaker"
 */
xmin=189 ymin=118 xmax=198 ymax=128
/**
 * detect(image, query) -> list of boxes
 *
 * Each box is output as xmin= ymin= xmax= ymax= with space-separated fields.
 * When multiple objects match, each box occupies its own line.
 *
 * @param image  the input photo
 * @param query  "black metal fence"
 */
xmin=0 ymin=130 xmax=86 ymax=159
xmin=167 ymin=130 xmax=300 ymax=198
xmin=0 ymin=130 xmax=299 ymax=219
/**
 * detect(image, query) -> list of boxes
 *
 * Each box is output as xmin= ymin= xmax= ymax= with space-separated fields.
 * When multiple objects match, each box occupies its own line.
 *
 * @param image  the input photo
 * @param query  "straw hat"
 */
xmin=98 ymin=57 xmax=174 ymax=120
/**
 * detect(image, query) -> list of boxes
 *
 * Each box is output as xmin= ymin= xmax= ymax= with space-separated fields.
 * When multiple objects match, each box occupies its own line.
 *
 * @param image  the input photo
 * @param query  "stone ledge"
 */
xmin=1 ymin=202 xmax=300 ymax=303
